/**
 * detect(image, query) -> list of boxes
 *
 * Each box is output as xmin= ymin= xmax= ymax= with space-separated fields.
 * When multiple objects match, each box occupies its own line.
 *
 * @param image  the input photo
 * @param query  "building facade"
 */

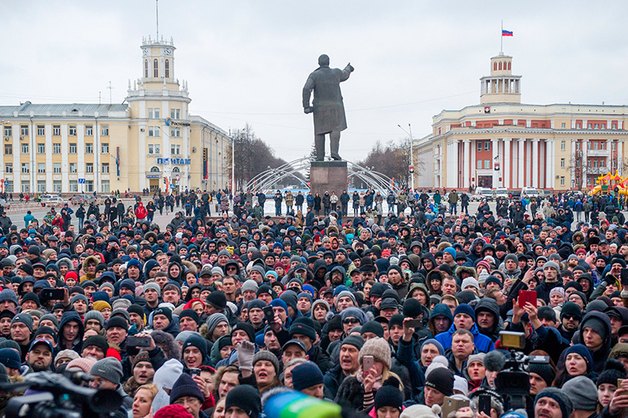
xmin=0 ymin=35 xmax=231 ymax=195
xmin=414 ymin=53 xmax=628 ymax=191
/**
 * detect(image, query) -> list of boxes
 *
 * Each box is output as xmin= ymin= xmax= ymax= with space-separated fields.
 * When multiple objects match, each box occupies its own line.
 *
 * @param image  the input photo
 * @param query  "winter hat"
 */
xmin=544 ymin=261 xmax=560 ymax=271
xmin=580 ymin=314 xmax=609 ymax=342
xmin=206 ymin=291 xmax=227 ymax=310
xmin=90 ymin=357 xmax=123 ymax=385
xmin=374 ymin=377 xmax=404 ymax=411
xmin=359 ymin=337 xmax=391 ymax=369
xmin=242 ymin=280 xmax=259 ymax=293
xmin=528 ymin=362 xmax=556 ymax=387
xmin=361 ymin=321 xmax=385 ymax=338
xmin=597 ymin=359 xmax=627 ymax=386
xmin=83 ymin=335 xmax=109 ymax=356
xmin=400 ymin=404 xmax=442 ymax=418
xmin=425 ymin=367 xmax=454 ymax=396
xmin=484 ymin=275 xmax=502 ymax=288
xmin=153 ymin=358 xmax=184 ymax=391
xmin=562 ymin=376 xmax=598 ymax=411
xmin=253 ymin=350 xmax=279 ymax=374
xmin=341 ymin=334 xmax=365 ymax=351
xmin=291 ymin=362 xmax=324 ymax=391
xmin=225 ymin=384 xmax=261 ymax=418
xmin=403 ymin=298 xmax=423 ymax=318
xmin=169 ymin=373 xmax=204 ymax=404
xmin=289 ymin=322 xmax=316 ymax=341
xmin=179 ymin=309 xmax=200 ymax=325
xmin=454 ymin=304 xmax=476 ymax=321
xmin=66 ymin=357 xmax=97 ymax=374
xmin=535 ymin=388 xmax=573 ymax=418
xmin=182 ymin=334 xmax=208 ymax=360
xmin=206 ymin=313 xmax=229 ymax=335
xmin=154 ymin=405 xmax=194 ymax=418
xmin=466 ymin=353 xmax=486 ymax=367
xmin=453 ymin=375 xmax=468 ymax=394
xmin=504 ymin=254 xmax=518 ymax=264
xmin=92 ymin=300 xmax=112 ymax=311
xmin=70 ymin=294 xmax=88 ymax=305
xmin=84 ymin=310 xmax=105 ymax=328
xmin=461 ymin=278 xmax=480 ymax=292
xmin=106 ymin=316 xmax=129 ymax=331
xmin=549 ymin=287 xmax=565 ymax=299
xmin=337 ymin=290 xmax=356 ymax=306
xmin=0 ymin=289 xmax=18 ymax=305
xmin=232 ymin=322 xmax=256 ymax=343
xmin=152 ymin=307 xmax=173 ymax=323
xmin=565 ymin=344 xmax=593 ymax=372
xmin=40 ymin=313 xmax=59 ymax=330
xmin=11 ymin=313 xmax=33 ymax=333
xmin=0 ymin=348 xmax=21 ymax=370
xmin=144 ymin=282 xmax=161 ymax=296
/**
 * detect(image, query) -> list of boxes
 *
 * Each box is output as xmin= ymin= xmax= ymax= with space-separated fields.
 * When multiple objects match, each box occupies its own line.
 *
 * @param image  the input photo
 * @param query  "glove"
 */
xmin=237 ymin=340 xmax=255 ymax=371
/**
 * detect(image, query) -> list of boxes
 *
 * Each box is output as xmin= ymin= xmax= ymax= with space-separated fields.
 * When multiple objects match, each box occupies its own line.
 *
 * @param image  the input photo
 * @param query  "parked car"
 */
xmin=475 ymin=187 xmax=494 ymax=201
xmin=494 ymin=187 xmax=509 ymax=198
xmin=69 ymin=194 xmax=96 ymax=205
xmin=521 ymin=187 xmax=539 ymax=197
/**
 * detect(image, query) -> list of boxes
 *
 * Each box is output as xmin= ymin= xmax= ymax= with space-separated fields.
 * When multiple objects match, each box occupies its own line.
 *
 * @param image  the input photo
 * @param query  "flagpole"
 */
xmin=500 ymin=20 xmax=503 ymax=54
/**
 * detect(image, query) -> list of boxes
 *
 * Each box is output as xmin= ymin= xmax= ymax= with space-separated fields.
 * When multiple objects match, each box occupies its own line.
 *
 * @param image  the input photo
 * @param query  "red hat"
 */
xmin=154 ymin=405 xmax=193 ymax=418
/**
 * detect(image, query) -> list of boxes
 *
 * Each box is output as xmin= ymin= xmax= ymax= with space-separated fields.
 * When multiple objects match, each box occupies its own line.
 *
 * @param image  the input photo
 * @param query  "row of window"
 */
xmin=8 ymin=180 xmax=110 ymax=194
xmin=3 ymin=125 xmax=109 ymax=138
xmin=476 ymin=160 xmax=492 ymax=169
xmin=7 ymin=162 xmax=110 ymax=174
xmin=474 ymin=140 xmax=616 ymax=153
xmin=4 ymin=143 xmax=109 ymax=155
xmin=147 ymin=108 xmax=181 ymax=120
xmin=145 ymin=59 xmax=170 ymax=79
xmin=147 ymin=126 xmax=181 ymax=138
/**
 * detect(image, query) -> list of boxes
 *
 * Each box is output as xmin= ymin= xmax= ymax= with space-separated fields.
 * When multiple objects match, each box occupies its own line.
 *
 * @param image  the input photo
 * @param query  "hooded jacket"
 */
xmin=435 ymin=323 xmax=495 ymax=353
xmin=58 ymin=311 xmax=84 ymax=352
xmin=578 ymin=311 xmax=612 ymax=373
xmin=428 ymin=303 xmax=453 ymax=337
xmin=474 ymin=298 xmax=502 ymax=342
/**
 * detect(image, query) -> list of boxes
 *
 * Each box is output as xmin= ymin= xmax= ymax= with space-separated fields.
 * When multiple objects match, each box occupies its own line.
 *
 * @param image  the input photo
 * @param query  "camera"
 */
xmin=494 ymin=331 xmax=534 ymax=417
xmin=4 ymin=370 xmax=122 ymax=418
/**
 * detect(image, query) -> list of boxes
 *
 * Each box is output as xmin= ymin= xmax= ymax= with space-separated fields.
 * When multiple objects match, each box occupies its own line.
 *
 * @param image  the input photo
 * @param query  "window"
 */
xmin=561 ymin=123 xmax=566 ymax=129
xmin=594 ymin=124 xmax=599 ymax=129
xmin=86 ymin=180 xmax=94 ymax=192
xmin=69 ymin=163 xmax=77 ymax=173
xmin=52 ymin=125 xmax=60 ymax=136
xmin=53 ymin=143 xmax=61 ymax=154
xmin=560 ymin=158 xmax=565 ymax=168
xmin=86 ymin=163 xmax=93 ymax=173
xmin=612 ymin=123 xmax=617 ymax=130
xmin=171 ymin=144 xmax=181 ymax=155
xmin=560 ymin=141 xmax=565 ymax=150
xmin=69 ymin=126 xmax=76 ymax=136
xmin=69 ymin=180 xmax=78 ymax=192
xmin=593 ymin=142 xmax=598 ymax=150
xmin=101 ymin=143 xmax=109 ymax=154
xmin=101 ymin=125 xmax=109 ymax=136
xmin=21 ymin=143 xmax=28 ymax=154
xmin=102 ymin=163 xmax=109 ymax=174
xmin=172 ymin=166 xmax=180 ymax=173
xmin=588 ymin=123 xmax=592 ymax=129
xmin=148 ymin=127 xmax=160 ymax=137
xmin=170 ymin=127 xmax=181 ymax=138
xmin=85 ymin=143 xmax=93 ymax=154
xmin=165 ymin=59 xmax=170 ymax=78
xmin=3 ymin=126 xmax=11 ymax=137
xmin=612 ymin=142 xmax=617 ymax=151
xmin=144 ymin=59 xmax=149 ymax=78
xmin=37 ymin=125 xmax=45 ymax=136
xmin=85 ymin=125 xmax=93 ymax=136
xmin=153 ymin=59 xmax=159 ymax=78
xmin=20 ymin=125 xmax=28 ymax=137
xmin=53 ymin=181 xmax=62 ymax=193
xmin=4 ymin=163 xmax=12 ymax=174
xmin=21 ymin=163 xmax=29 ymax=174
xmin=37 ymin=181 xmax=46 ymax=193
xmin=101 ymin=180 xmax=110 ymax=193
xmin=148 ymin=108 xmax=160 ymax=119
xmin=37 ymin=163 xmax=46 ymax=174
xmin=576 ymin=142 xmax=581 ymax=151
xmin=69 ymin=143 xmax=77 ymax=154
xmin=21 ymin=184 xmax=29 ymax=193
xmin=576 ymin=123 xmax=582 ymax=129
xmin=484 ymin=141 xmax=491 ymax=151
xmin=560 ymin=176 xmax=565 ymax=186
xmin=4 ymin=144 xmax=11 ymax=155
xmin=477 ymin=141 xmax=482 ymax=152
xmin=4 ymin=181 xmax=12 ymax=193
xmin=476 ymin=160 xmax=482 ymax=169
xmin=171 ymin=109 xmax=181 ymax=119
xmin=37 ymin=143 xmax=45 ymax=154
xmin=148 ymin=144 xmax=161 ymax=155
xmin=53 ymin=163 xmax=61 ymax=174
xmin=484 ymin=159 xmax=491 ymax=169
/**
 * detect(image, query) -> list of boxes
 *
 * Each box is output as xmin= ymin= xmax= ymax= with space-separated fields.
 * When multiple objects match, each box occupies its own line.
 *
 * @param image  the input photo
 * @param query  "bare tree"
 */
xmin=355 ymin=139 xmax=417 ymax=188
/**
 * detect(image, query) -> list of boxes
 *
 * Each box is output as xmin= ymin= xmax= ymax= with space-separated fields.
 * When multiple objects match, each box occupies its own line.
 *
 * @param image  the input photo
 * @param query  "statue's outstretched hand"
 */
xmin=346 ymin=63 xmax=354 ymax=72
xmin=304 ymin=107 xmax=313 ymax=114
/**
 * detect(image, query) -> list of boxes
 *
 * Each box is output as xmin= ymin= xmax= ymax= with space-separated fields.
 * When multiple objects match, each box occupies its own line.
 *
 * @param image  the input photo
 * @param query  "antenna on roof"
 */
xmin=107 ymin=82 xmax=114 ymax=105
xmin=156 ymin=0 xmax=159 ymax=41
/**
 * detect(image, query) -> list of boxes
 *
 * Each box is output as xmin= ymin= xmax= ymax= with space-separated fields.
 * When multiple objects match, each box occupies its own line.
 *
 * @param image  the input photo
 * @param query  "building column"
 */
xmin=463 ymin=140 xmax=470 ymax=189
xmin=571 ymin=139 xmax=577 ymax=189
xmin=532 ymin=138 xmax=540 ymax=188
xmin=504 ymin=138 xmax=511 ymax=188
xmin=491 ymin=138 xmax=499 ymax=187
xmin=518 ymin=138 xmax=525 ymax=188
xmin=546 ymin=139 xmax=555 ymax=189
xmin=581 ymin=140 xmax=588 ymax=187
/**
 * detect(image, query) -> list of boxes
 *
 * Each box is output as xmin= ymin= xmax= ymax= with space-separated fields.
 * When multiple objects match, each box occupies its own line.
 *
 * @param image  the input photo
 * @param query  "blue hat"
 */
xmin=0 ymin=348 xmax=21 ymax=369
xmin=291 ymin=362 xmax=324 ymax=391
xmin=443 ymin=247 xmax=456 ymax=258
xmin=269 ymin=299 xmax=288 ymax=313
xmin=454 ymin=304 xmax=476 ymax=321
xmin=127 ymin=259 xmax=142 ymax=270
xmin=564 ymin=344 xmax=593 ymax=372
xmin=28 ymin=338 xmax=53 ymax=353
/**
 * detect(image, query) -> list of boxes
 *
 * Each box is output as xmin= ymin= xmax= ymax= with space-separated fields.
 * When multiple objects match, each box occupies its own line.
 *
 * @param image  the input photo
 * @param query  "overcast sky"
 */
xmin=2 ymin=1 xmax=628 ymax=162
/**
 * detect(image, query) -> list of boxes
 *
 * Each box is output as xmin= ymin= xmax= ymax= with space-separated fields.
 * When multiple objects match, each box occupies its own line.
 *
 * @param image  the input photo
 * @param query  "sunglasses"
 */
xmin=343 ymin=318 xmax=360 ymax=325
xmin=563 ymin=315 xmax=580 ymax=321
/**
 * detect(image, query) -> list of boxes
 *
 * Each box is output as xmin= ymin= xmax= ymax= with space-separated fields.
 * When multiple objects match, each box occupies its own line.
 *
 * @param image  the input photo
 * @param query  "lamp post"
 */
xmin=397 ymin=124 xmax=415 ymax=191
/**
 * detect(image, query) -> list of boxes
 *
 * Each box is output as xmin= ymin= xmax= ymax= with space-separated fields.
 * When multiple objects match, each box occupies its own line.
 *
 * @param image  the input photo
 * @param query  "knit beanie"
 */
xmin=289 ymin=322 xmax=316 ymax=341
xmin=597 ymin=359 xmax=627 ymax=386
xmin=374 ymin=378 xmax=404 ymax=411
xmin=179 ymin=309 xmax=200 ymax=325
xmin=359 ymin=337 xmax=391 ymax=369
xmin=106 ymin=316 xmax=129 ymax=331
xmin=206 ymin=291 xmax=227 ymax=310
xmin=144 ymin=282 xmax=161 ymax=296
xmin=128 ymin=304 xmax=145 ymax=320
xmin=90 ymin=357 xmax=123 ymax=385
xmin=182 ymin=334 xmax=208 ymax=360
xmin=154 ymin=404 xmax=193 ymax=418
xmin=466 ymin=353 xmax=486 ymax=367
xmin=454 ymin=304 xmax=476 ymax=321
xmin=153 ymin=307 xmax=173 ymax=323
xmin=67 ymin=357 xmax=97 ymax=374
xmin=84 ymin=310 xmax=105 ymax=328
xmin=342 ymin=334 xmax=365 ymax=351
xmin=361 ymin=321 xmax=385 ymax=339
xmin=70 ymin=294 xmax=88 ymax=305
xmin=425 ymin=367 xmax=454 ymax=396
xmin=40 ymin=313 xmax=59 ymax=330
xmin=403 ymin=298 xmax=423 ymax=318
xmin=206 ymin=313 xmax=229 ymax=336
xmin=580 ymin=315 xmax=609 ymax=343
xmin=225 ymin=384 xmax=261 ymax=418
xmin=0 ymin=348 xmax=21 ymax=370
xmin=169 ymin=373 xmax=204 ymax=404
xmin=528 ymin=362 xmax=556 ymax=387
xmin=291 ymin=362 xmax=324 ymax=391
xmin=93 ymin=300 xmax=112 ymax=311
xmin=565 ymin=344 xmax=593 ymax=372
xmin=400 ymin=404 xmax=442 ymax=418
xmin=242 ymin=280 xmax=259 ymax=293
xmin=543 ymin=261 xmax=560 ymax=271
xmin=232 ymin=322 xmax=255 ymax=343
xmin=253 ymin=350 xmax=279 ymax=374
xmin=562 ymin=376 xmax=598 ymax=411
xmin=11 ymin=313 xmax=33 ymax=332
xmin=337 ymin=290 xmax=357 ymax=306
xmin=535 ymin=388 xmax=573 ymax=418
xmin=83 ymin=335 xmax=109 ymax=356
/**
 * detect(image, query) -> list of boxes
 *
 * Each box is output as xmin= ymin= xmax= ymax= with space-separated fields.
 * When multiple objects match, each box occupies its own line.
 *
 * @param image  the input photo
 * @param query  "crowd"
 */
xmin=0 ymin=187 xmax=625 ymax=418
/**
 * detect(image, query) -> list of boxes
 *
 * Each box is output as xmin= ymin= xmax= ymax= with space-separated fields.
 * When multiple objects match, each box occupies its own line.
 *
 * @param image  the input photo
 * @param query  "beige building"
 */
xmin=0 ymin=35 xmax=231 ymax=195
xmin=414 ymin=53 xmax=628 ymax=191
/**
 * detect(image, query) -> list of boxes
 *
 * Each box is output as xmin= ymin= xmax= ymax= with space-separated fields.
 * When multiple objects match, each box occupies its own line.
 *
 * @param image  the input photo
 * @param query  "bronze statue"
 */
xmin=303 ymin=54 xmax=354 ymax=161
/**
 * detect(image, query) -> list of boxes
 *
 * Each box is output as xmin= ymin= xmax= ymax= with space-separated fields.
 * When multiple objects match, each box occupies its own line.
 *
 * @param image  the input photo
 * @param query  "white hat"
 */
xmin=400 ymin=404 xmax=442 ymax=418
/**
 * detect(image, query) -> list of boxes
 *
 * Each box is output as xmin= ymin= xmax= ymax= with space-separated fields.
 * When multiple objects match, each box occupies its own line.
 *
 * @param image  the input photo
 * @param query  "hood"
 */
xmin=408 ymin=282 xmax=430 ymax=302
xmin=579 ymin=311 xmax=612 ymax=354
xmin=455 ymin=266 xmax=477 ymax=280
xmin=475 ymin=297 xmax=500 ymax=318
xmin=420 ymin=253 xmax=437 ymax=270
xmin=58 ymin=311 xmax=84 ymax=343
xmin=313 ymin=259 xmax=328 ymax=275
xmin=430 ymin=303 xmax=453 ymax=322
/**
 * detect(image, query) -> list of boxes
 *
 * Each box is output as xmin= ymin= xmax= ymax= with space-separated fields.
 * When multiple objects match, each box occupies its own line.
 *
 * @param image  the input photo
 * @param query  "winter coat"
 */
xmin=435 ymin=323 xmax=494 ymax=353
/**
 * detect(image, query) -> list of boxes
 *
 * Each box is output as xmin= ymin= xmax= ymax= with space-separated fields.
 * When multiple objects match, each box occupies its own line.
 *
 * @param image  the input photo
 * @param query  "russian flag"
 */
xmin=502 ymin=30 xmax=513 ymax=36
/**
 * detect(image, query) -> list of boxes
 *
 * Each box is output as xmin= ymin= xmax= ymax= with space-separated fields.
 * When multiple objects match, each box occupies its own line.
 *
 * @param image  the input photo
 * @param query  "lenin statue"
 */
xmin=302 ymin=54 xmax=354 ymax=161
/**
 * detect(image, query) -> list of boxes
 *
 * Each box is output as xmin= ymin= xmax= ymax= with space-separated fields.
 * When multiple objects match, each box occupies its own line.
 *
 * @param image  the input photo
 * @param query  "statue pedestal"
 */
xmin=310 ymin=161 xmax=348 ymax=197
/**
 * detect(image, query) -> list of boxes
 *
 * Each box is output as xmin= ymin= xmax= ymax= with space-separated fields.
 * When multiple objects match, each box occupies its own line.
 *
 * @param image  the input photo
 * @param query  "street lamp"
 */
xmin=397 ymin=124 xmax=415 ymax=191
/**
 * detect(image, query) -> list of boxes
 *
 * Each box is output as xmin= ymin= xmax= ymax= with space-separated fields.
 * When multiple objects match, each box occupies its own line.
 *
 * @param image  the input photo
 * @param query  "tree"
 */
xmin=355 ymin=140 xmax=412 ymax=188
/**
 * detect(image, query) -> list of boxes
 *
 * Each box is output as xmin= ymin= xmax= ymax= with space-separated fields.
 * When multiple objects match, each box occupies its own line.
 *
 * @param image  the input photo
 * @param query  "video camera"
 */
xmin=3 ymin=370 xmax=123 ymax=418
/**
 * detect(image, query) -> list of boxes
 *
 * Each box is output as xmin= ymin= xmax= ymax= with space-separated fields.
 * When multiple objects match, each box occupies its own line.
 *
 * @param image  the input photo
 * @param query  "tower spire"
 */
xmin=156 ymin=0 xmax=159 ymax=40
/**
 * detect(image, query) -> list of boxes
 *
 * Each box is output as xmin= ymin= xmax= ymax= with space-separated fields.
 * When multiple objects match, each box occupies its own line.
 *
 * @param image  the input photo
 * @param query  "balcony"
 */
xmin=587 ymin=149 xmax=609 ymax=157
xmin=586 ymin=166 xmax=610 ymax=175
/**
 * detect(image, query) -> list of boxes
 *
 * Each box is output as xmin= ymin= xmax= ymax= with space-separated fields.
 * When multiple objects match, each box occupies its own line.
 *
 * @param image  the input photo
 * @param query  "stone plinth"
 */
xmin=310 ymin=161 xmax=348 ymax=197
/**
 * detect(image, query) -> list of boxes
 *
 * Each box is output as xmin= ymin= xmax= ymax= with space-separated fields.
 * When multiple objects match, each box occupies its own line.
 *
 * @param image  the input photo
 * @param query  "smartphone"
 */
xmin=363 ymin=355 xmax=374 ymax=372
xmin=189 ymin=368 xmax=201 ymax=376
xmin=127 ymin=336 xmax=151 ymax=348
xmin=478 ymin=395 xmax=492 ymax=415
xmin=518 ymin=290 xmax=537 ymax=307
xmin=621 ymin=270 xmax=628 ymax=286
xmin=263 ymin=306 xmax=275 ymax=324
xmin=406 ymin=319 xmax=423 ymax=329
xmin=40 ymin=288 xmax=65 ymax=300
xmin=442 ymin=396 xmax=469 ymax=418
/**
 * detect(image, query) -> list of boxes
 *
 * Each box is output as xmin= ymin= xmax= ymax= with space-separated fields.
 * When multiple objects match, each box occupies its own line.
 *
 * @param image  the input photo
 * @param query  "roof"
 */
xmin=0 ymin=102 xmax=128 ymax=118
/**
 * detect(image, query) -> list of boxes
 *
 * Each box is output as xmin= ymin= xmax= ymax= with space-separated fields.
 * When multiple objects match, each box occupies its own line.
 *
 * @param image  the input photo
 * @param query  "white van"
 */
xmin=521 ymin=187 xmax=539 ymax=196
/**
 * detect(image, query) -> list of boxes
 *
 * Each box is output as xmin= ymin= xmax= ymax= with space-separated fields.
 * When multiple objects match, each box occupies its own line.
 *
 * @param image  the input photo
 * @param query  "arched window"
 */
xmin=153 ymin=59 xmax=159 ymax=78
xmin=144 ymin=60 xmax=149 ymax=78
xmin=165 ymin=59 xmax=170 ymax=78
xmin=150 ymin=166 xmax=160 ymax=173
xmin=508 ymin=62 xmax=511 ymax=70
xmin=172 ymin=166 xmax=180 ymax=173
xmin=493 ymin=62 xmax=497 ymax=71
xmin=499 ymin=62 xmax=502 ymax=70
